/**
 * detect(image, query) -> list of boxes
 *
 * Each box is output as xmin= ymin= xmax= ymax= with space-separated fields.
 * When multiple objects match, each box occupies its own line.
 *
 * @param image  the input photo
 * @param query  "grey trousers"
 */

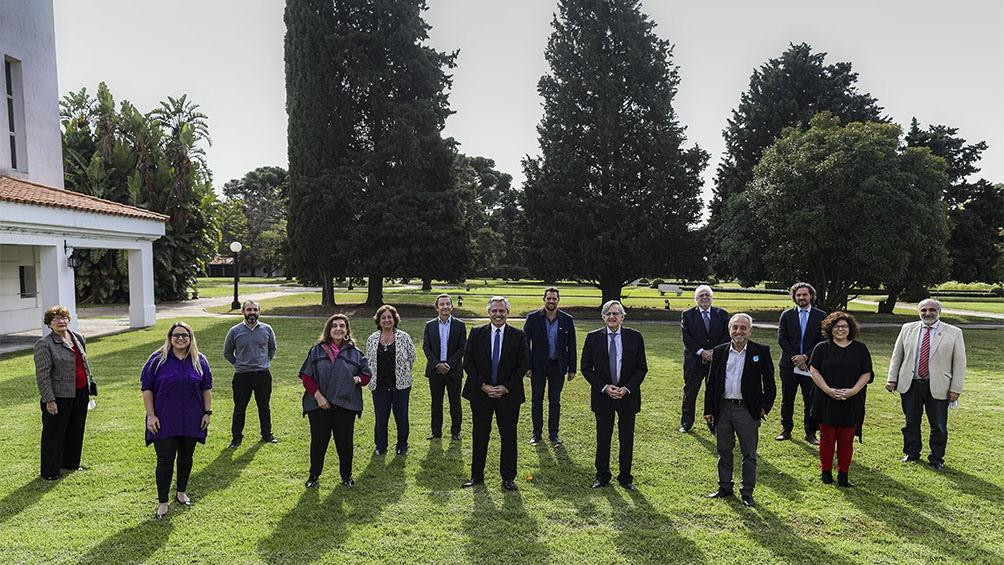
xmin=716 ymin=400 xmax=760 ymax=496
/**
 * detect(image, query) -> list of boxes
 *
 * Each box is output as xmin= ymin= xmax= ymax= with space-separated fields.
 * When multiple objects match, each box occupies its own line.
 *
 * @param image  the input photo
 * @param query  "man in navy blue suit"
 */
xmin=679 ymin=285 xmax=730 ymax=432
xmin=523 ymin=287 xmax=577 ymax=446
xmin=775 ymin=282 xmax=826 ymax=444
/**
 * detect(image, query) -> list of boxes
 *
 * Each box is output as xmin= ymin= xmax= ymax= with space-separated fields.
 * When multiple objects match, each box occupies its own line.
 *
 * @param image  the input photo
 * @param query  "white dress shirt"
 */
xmin=724 ymin=343 xmax=747 ymax=400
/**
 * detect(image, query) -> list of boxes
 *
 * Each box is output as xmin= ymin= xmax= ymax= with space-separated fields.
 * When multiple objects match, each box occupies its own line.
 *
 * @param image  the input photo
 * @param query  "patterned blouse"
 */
xmin=365 ymin=329 xmax=417 ymax=390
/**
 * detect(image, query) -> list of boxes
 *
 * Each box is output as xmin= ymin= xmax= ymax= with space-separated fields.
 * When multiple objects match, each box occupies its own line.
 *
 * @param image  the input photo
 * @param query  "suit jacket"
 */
xmin=704 ymin=340 xmax=776 ymax=421
xmin=462 ymin=323 xmax=529 ymax=408
xmin=422 ymin=317 xmax=467 ymax=380
xmin=34 ymin=330 xmax=92 ymax=403
xmin=777 ymin=306 xmax=827 ymax=368
xmin=523 ymin=309 xmax=577 ymax=377
xmin=681 ymin=306 xmax=730 ymax=374
xmin=580 ymin=327 xmax=647 ymax=415
xmin=887 ymin=321 xmax=966 ymax=400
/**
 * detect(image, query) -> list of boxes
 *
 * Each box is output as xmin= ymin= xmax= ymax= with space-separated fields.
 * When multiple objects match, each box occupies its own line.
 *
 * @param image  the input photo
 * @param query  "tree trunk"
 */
xmin=365 ymin=275 xmax=384 ymax=307
xmin=320 ymin=269 xmax=335 ymax=307
xmin=421 ymin=277 xmax=433 ymax=291
xmin=878 ymin=286 xmax=901 ymax=314
xmin=598 ymin=278 xmax=623 ymax=306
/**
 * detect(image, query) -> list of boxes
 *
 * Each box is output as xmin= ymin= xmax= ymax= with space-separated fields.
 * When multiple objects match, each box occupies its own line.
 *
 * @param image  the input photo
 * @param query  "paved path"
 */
xmin=851 ymin=298 xmax=1004 ymax=320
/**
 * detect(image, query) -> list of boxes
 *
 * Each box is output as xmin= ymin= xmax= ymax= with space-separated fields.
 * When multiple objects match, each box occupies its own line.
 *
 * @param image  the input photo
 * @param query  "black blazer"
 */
xmin=422 ymin=317 xmax=467 ymax=379
xmin=523 ymin=309 xmax=577 ymax=377
xmin=704 ymin=340 xmax=776 ymax=421
xmin=777 ymin=306 xmax=827 ymax=368
xmin=680 ymin=306 xmax=730 ymax=374
xmin=462 ymin=324 xmax=529 ymax=408
xmin=580 ymin=327 xmax=647 ymax=415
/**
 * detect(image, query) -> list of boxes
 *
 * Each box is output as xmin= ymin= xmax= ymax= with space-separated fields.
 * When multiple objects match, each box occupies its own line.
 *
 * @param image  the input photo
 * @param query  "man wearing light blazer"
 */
xmin=886 ymin=299 xmax=966 ymax=471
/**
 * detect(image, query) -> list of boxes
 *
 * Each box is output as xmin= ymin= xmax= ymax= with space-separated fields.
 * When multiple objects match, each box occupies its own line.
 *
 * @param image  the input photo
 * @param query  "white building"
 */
xmin=0 ymin=0 xmax=166 ymax=336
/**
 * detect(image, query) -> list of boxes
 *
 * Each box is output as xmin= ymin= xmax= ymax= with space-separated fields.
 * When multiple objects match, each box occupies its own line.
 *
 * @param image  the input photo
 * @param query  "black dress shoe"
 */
xmin=501 ymin=480 xmax=518 ymax=492
xmin=41 ymin=475 xmax=60 ymax=481
xmin=619 ymin=482 xmax=636 ymax=491
xmin=805 ymin=435 xmax=820 ymax=446
xmin=821 ymin=470 xmax=834 ymax=484
xmin=679 ymin=426 xmax=690 ymax=433
xmin=395 ymin=447 xmax=408 ymax=455
xmin=341 ymin=477 xmax=355 ymax=487
xmin=550 ymin=436 xmax=563 ymax=447
xmin=930 ymin=461 xmax=945 ymax=472
xmin=775 ymin=431 xmax=791 ymax=441
xmin=304 ymin=476 xmax=320 ymax=488
xmin=900 ymin=455 xmax=920 ymax=463
xmin=451 ymin=432 xmax=461 ymax=441
xmin=741 ymin=494 xmax=756 ymax=507
xmin=426 ymin=433 xmax=442 ymax=440
xmin=591 ymin=480 xmax=610 ymax=488
xmin=461 ymin=478 xmax=484 ymax=488
xmin=528 ymin=436 xmax=542 ymax=445
xmin=261 ymin=435 xmax=278 ymax=444
xmin=374 ymin=448 xmax=386 ymax=455
xmin=705 ymin=489 xmax=734 ymax=499
xmin=228 ymin=439 xmax=242 ymax=449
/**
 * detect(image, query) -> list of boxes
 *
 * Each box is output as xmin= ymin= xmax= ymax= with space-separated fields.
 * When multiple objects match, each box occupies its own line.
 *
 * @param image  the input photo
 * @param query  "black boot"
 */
xmin=821 ymin=470 xmax=833 ymax=484
xmin=837 ymin=472 xmax=854 ymax=488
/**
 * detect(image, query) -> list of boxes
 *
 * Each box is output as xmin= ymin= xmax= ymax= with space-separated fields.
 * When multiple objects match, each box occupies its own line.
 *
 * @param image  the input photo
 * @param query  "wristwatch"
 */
xmin=203 ymin=410 xmax=213 ymax=415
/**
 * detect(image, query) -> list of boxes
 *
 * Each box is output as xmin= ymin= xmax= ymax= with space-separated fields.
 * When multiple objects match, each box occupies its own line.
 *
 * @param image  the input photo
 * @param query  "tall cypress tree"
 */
xmin=522 ymin=0 xmax=707 ymax=304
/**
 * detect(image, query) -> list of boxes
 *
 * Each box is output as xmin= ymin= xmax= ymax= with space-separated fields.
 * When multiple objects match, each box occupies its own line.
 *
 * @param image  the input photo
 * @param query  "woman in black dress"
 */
xmin=809 ymin=311 xmax=873 ymax=487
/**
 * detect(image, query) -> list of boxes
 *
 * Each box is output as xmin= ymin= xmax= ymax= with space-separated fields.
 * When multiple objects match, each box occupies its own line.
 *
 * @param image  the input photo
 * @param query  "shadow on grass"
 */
xmin=257 ymin=449 xmax=406 ymax=562
xmin=944 ymin=466 xmax=1004 ymax=505
xmin=78 ymin=518 xmax=175 ymax=564
xmin=463 ymin=488 xmax=549 ymax=563
xmin=691 ymin=432 xmax=808 ymax=503
xmin=728 ymin=502 xmax=856 ymax=565
xmin=0 ymin=477 xmax=58 ymax=525
xmin=186 ymin=442 xmax=263 ymax=501
xmin=415 ymin=436 xmax=465 ymax=504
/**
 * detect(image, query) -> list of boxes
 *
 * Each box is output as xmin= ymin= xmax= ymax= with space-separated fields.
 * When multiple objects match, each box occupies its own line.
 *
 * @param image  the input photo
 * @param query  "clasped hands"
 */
xmin=435 ymin=362 xmax=450 ymax=374
xmin=791 ymin=354 xmax=809 ymax=372
xmin=605 ymin=385 xmax=628 ymax=399
xmin=481 ymin=383 xmax=508 ymax=398
xmin=826 ymin=387 xmax=856 ymax=401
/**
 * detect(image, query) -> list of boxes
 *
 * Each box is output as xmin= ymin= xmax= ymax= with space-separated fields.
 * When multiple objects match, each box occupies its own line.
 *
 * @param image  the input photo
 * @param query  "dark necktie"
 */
xmin=702 ymin=310 xmax=711 ymax=333
xmin=918 ymin=326 xmax=931 ymax=379
xmin=491 ymin=328 xmax=501 ymax=386
xmin=608 ymin=332 xmax=618 ymax=385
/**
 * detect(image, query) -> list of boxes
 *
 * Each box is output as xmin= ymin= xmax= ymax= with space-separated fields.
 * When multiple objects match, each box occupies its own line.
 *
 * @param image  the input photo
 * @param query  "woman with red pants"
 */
xmin=808 ymin=311 xmax=873 ymax=487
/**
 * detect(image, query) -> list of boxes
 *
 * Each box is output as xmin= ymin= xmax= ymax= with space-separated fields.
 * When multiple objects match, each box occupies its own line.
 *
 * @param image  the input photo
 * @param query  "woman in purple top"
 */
xmin=141 ymin=321 xmax=213 ymax=519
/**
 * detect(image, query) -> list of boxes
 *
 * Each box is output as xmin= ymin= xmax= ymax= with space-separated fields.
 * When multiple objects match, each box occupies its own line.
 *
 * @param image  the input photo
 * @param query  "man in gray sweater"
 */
xmin=224 ymin=300 xmax=278 ymax=447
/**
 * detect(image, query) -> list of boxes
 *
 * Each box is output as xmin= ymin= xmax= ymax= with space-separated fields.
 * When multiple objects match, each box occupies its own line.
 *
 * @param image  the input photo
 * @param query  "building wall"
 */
xmin=0 ymin=244 xmax=42 ymax=333
xmin=0 ymin=0 xmax=64 ymax=187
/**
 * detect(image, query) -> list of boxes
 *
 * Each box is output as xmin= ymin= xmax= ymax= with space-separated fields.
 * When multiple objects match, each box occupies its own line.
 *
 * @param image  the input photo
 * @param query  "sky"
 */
xmin=53 ymin=0 xmax=1004 ymax=212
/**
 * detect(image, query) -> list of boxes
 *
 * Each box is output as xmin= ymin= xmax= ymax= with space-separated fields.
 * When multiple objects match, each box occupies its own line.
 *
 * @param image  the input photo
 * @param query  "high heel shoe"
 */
xmin=176 ymin=494 xmax=192 ymax=506
xmin=155 ymin=504 xmax=169 ymax=520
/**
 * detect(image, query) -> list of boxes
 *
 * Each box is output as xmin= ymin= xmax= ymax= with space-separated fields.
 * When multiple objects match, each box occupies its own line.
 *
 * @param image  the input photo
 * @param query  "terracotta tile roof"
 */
xmin=0 ymin=176 xmax=169 ymax=221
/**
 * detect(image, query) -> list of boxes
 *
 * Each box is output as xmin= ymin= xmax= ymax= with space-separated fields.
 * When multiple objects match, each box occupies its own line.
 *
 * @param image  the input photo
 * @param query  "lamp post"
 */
xmin=230 ymin=241 xmax=243 ymax=310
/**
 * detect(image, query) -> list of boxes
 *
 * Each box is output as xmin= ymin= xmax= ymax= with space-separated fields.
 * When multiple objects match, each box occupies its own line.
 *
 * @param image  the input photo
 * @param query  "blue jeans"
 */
xmin=372 ymin=386 xmax=410 ymax=452
xmin=530 ymin=359 xmax=565 ymax=439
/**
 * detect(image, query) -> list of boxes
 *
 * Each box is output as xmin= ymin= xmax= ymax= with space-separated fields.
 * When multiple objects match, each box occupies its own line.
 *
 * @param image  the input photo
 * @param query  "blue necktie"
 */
xmin=798 ymin=309 xmax=808 ymax=354
xmin=491 ymin=328 xmax=501 ymax=386
xmin=703 ymin=310 xmax=711 ymax=333
xmin=608 ymin=332 xmax=618 ymax=385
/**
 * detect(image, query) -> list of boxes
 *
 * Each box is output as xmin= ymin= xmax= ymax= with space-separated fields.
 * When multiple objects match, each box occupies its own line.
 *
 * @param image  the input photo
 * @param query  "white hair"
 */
xmin=729 ymin=313 xmax=753 ymax=327
xmin=601 ymin=300 xmax=625 ymax=316
xmin=486 ymin=296 xmax=510 ymax=313
xmin=918 ymin=298 xmax=942 ymax=312
xmin=694 ymin=285 xmax=713 ymax=298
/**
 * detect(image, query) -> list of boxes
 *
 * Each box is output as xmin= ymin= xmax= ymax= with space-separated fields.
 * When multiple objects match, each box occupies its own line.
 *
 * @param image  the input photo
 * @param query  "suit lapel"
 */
xmin=597 ymin=330 xmax=612 ymax=381
xmin=929 ymin=324 xmax=947 ymax=359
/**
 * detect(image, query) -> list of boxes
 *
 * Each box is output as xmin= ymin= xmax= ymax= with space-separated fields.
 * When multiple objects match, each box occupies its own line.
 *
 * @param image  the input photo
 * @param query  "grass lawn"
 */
xmin=0 ymin=315 xmax=1001 ymax=564
xmin=193 ymin=285 xmax=285 ymax=299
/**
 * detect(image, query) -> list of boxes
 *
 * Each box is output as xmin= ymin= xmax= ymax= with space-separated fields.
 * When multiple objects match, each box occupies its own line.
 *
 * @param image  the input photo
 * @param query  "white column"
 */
xmin=128 ymin=242 xmax=156 ymax=328
xmin=38 ymin=244 xmax=78 ymax=332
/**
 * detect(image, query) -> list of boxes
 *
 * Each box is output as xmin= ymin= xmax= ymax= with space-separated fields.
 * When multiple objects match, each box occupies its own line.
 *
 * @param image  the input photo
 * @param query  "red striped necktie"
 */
xmin=918 ymin=325 xmax=932 ymax=379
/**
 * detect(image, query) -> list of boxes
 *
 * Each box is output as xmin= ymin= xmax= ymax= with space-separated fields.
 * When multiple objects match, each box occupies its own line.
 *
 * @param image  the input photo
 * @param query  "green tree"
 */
xmin=522 ymin=0 xmax=707 ymax=303
xmin=61 ymin=84 xmax=220 ymax=302
xmin=713 ymin=113 xmax=950 ymax=311
xmin=221 ymin=166 xmax=289 ymax=275
xmin=710 ymin=43 xmax=883 ymax=281
xmin=454 ymin=153 xmax=522 ymax=278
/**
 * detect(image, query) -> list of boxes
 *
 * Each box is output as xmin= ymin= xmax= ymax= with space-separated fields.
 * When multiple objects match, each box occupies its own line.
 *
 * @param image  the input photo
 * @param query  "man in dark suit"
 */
xmin=523 ymin=286 xmax=577 ymax=446
xmin=704 ymin=313 xmax=775 ymax=508
xmin=422 ymin=294 xmax=467 ymax=440
xmin=776 ymin=282 xmax=826 ymax=444
xmin=461 ymin=296 xmax=530 ymax=491
xmin=680 ymin=285 xmax=730 ymax=432
xmin=581 ymin=300 xmax=647 ymax=490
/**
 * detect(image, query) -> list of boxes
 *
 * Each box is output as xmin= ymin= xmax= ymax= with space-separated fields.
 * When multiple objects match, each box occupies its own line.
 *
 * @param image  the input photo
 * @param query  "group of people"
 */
xmin=31 ymin=282 xmax=966 ymax=518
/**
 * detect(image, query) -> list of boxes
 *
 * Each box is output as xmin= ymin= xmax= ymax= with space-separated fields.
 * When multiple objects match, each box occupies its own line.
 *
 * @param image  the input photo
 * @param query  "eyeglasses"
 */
xmin=51 ymin=316 xmax=69 ymax=322
xmin=832 ymin=325 xmax=850 ymax=331
xmin=171 ymin=333 xmax=191 ymax=340
xmin=603 ymin=312 xmax=624 ymax=318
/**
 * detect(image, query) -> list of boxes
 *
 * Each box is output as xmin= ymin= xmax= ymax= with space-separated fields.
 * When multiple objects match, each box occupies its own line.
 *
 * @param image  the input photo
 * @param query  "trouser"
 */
xmin=153 ymin=436 xmax=198 ymax=503
xmin=819 ymin=424 xmax=856 ymax=473
xmin=308 ymin=406 xmax=356 ymax=480
xmin=779 ymin=366 xmax=818 ymax=436
xmin=372 ymin=386 xmax=411 ymax=452
xmin=594 ymin=408 xmax=637 ymax=485
xmin=429 ymin=373 xmax=462 ymax=436
xmin=470 ymin=401 xmax=519 ymax=481
xmin=530 ymin=359 xmax=565 ymax=439
xmin=901 ymin=379 xmax=949 ymax=465
xmin=716 ymin=399 xmax=760 ymax=496
xmin=231 ymin=369 xmax=273 ymax=440
xmin=39 ymin=387 xmax=89 ymax=478
xmin=680 ymin=363 xmax=709 ymax=429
